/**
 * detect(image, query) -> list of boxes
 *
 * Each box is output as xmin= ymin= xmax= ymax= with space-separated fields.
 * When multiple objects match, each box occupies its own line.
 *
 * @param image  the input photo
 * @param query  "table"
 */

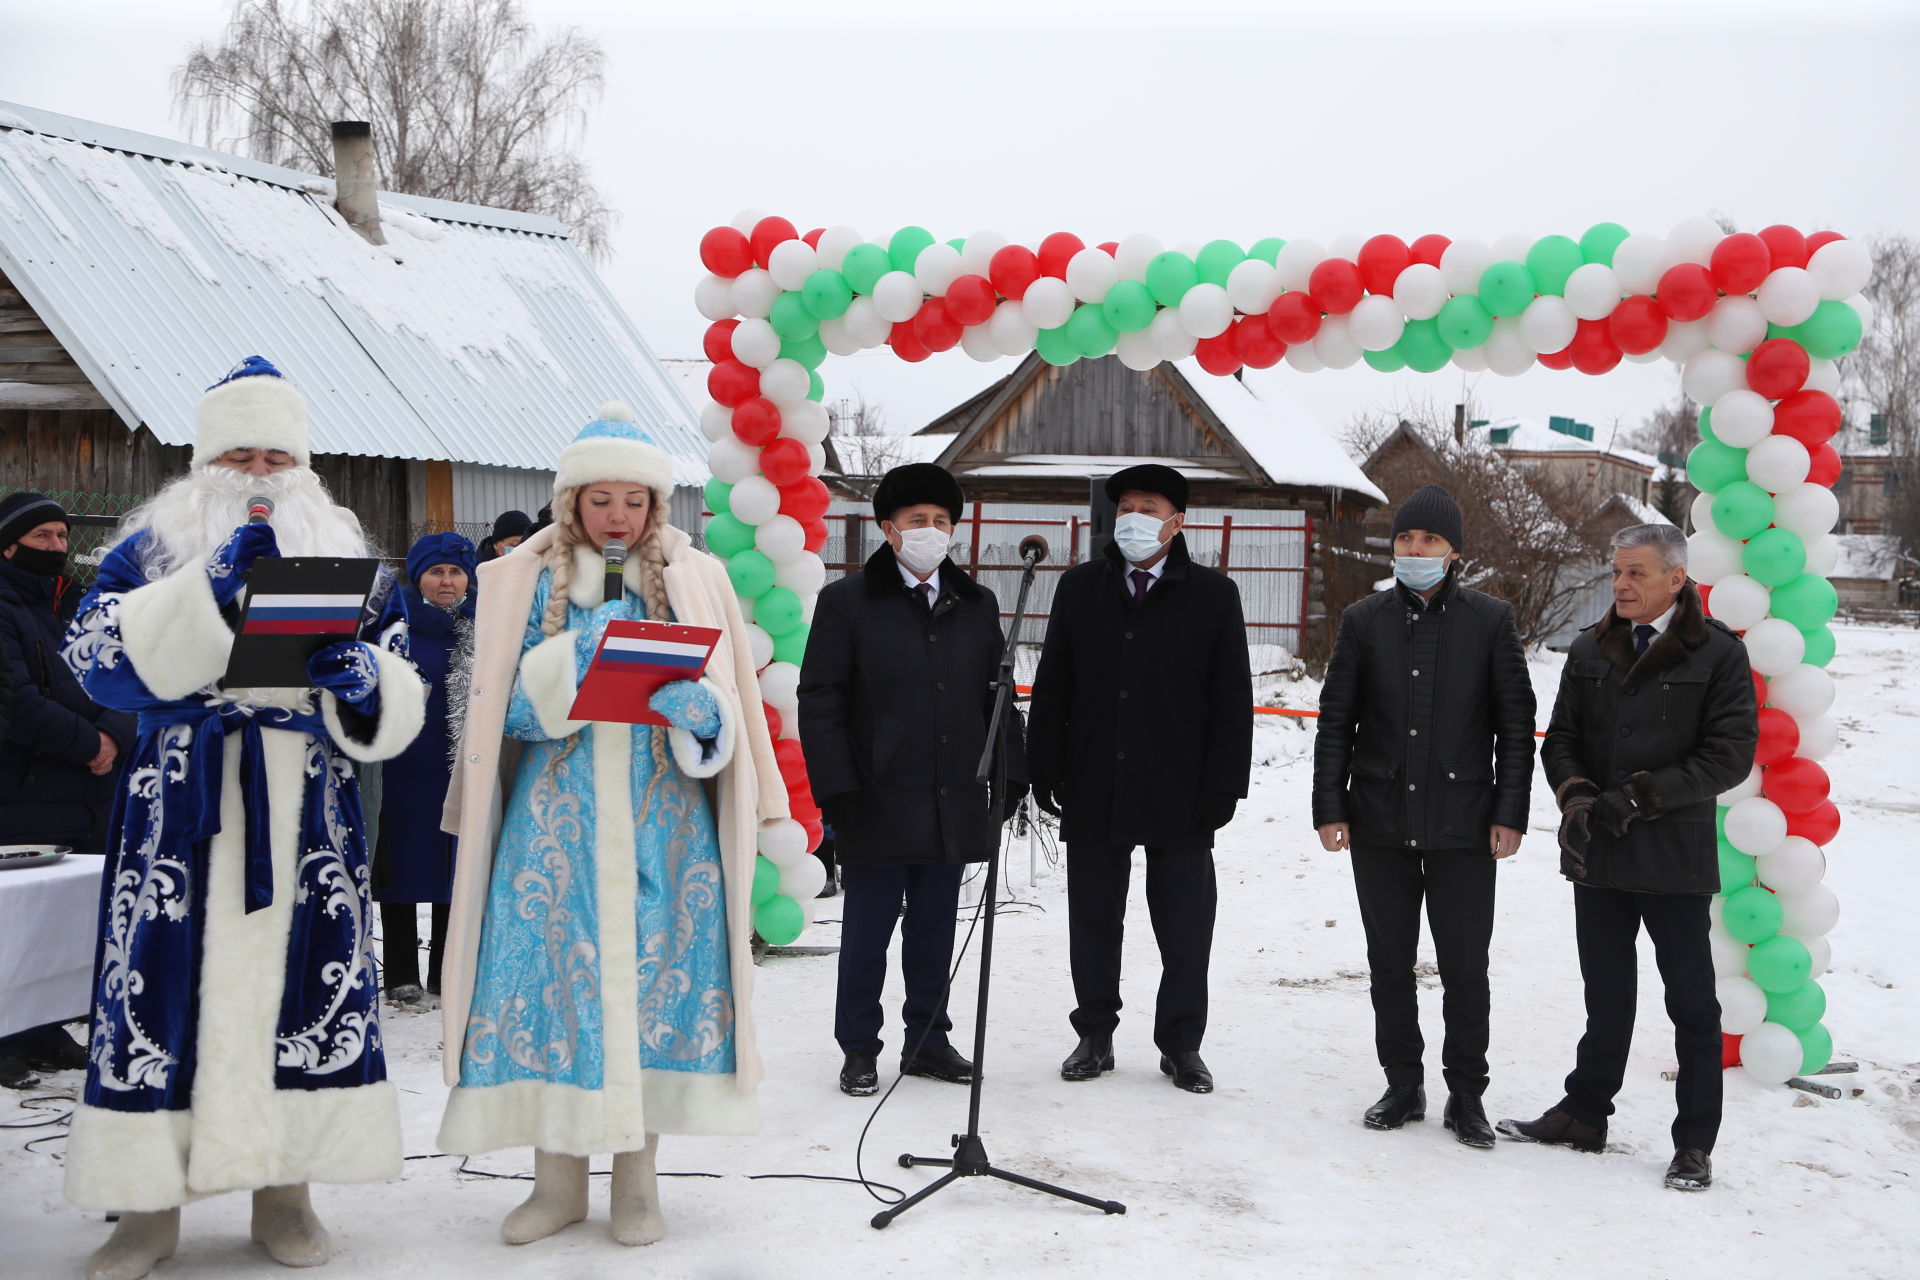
xmin=0 ymin=854 xmax=105 ymax=1039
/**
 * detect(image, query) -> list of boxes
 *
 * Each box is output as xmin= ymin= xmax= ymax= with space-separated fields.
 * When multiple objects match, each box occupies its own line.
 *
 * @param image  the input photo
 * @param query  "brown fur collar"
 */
xmin=1595 ymin=581 xmax=1711 ymax=684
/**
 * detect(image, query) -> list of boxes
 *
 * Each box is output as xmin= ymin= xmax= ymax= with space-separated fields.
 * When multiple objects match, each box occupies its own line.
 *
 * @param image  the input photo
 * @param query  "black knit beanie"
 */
xmin=1392 ymin=485 xmax=1463 ymax=550
xmin=0 ymin=493 xmax=67 ymax=550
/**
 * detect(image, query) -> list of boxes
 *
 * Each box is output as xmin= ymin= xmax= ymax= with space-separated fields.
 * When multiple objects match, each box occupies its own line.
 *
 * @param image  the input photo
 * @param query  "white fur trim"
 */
xmin=193 ymin=374 xmax=311 ymax=468
xmin=321 ymin=643 xmax=426 ymax=764
xmin=667 ymin=676 xmax=735 ymax=779
xmin=518 ymin=630 xmax=590 ymax=739
xmin=116 ymin=556 xmax=234 ymax=700
xmin=553 ymin=436 xmax=673 ymax=499
xmin=567 ymin=542 xmax=648 ymax=610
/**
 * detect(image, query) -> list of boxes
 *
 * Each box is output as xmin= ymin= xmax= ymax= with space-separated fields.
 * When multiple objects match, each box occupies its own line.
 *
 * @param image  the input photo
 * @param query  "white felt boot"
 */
xmin=500 ymin=1150 xmax=588 ymax=1245
xmin=610 ymin=1136 xmax=665 ymax=1247
xmin=85 ymin=1209 xmax=180 ymax=1280
xmin=250 ymin=1183 xmax=332 ymax=1267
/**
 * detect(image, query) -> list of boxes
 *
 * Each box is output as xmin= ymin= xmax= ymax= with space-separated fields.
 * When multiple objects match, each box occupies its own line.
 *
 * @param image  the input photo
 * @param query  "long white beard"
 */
xmin=117 ymin=466 xmax=373 ymax=577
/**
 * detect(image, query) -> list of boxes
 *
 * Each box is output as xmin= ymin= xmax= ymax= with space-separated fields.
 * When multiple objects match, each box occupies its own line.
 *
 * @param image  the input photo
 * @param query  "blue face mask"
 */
xmin=1394 ymin=555 xmax=1449 ymax=591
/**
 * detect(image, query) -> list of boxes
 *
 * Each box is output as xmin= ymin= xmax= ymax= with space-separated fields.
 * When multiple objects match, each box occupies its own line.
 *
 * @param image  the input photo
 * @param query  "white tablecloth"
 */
xmin=0 ymin=854 xmax=104 ymax=1039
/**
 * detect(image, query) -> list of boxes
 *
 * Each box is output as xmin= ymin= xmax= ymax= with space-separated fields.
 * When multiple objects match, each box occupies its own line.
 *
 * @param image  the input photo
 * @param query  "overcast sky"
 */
xmin=6 ymin=0 xmax=1918 ymax=444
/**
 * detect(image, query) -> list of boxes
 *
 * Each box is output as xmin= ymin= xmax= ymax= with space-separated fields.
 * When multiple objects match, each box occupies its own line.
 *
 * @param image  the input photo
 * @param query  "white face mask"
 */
xmin=892 ymin=525 xmax=951 ymax=576
xmin=1112 ymin=511 xmax=1171 ymax=564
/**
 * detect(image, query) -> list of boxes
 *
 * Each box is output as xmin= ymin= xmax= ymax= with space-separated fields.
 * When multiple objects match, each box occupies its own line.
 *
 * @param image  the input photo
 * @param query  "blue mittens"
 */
xmin=308 ymin=640 xmax=380 ymax=708
xmin=206 ymin=523 xmax=279 ymax=605
xmin=649 ymin=679 xmax=721 ymax=738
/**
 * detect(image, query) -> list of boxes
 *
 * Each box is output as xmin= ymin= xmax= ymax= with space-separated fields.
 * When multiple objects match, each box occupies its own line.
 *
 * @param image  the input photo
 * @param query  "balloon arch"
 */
xmin=692 ymin=212 xmax=1869 ymax=1087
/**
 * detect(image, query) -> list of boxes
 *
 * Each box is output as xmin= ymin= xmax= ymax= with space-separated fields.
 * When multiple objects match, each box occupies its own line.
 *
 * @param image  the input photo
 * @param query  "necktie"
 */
xmin=1131 ymin=569 xmax=1151 ymax=603
xmin=1633 ymin=623 xmax=1655 ymax=655
xmin=919 ymin=582 xmax=935 ymax=612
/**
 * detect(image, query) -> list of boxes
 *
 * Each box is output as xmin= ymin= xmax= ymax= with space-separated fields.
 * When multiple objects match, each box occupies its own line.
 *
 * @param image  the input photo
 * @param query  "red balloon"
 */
xmin=801 ymin=515 xmax=830 ymax=553
xmin=1757 ymin=224 xmax=1808 ymax=271
xmin=1697 ymin=582 xmax=1713 ymax=615
xmin=912 ymin=297 xmax=962 ymax=352
xmin=1536 ymin=346 xmax=1575 ymax=371
xmin=1232 ymin=315 xmax=1286 ymax=369
xmin=1804 ymin=230 xmax=1845 ymax=256
xmin=1608 ymin=295 xmax=1668 ymax=355
xmin=802 ymin=227 xmax=825 ymax=249
xmin=1655 ymin=263 xmax=1717 ymax=322
xmin=732 ymin=396 xmax=782 ymax=446
xmin=1765 ymin=757 xmax=1830 ymax=814
xmin=1751 ymin=667 xmax=1769 ymax=709
xmin=1193 ymin=331 xmax=1242 ymax=376
xmin=800 ymin=817 xmax=824 ymax=853
xmin=945 ymin=274 xmax=998 ymax=327
xmin=1721 ymin=1033 xmax=1743 ymax=1070
xmin=789 ymin=792 xmax=822 ymax=824
xmin=762 ymin=703 xmax=783 ymax=738
xmin=1754 ymin=707 xmax=1801 ymax=767
xmin=1772 ymin=390 xmax=1843 ymax=448
xmin=703 ymin=318 xmax=740 ymax=365
xmin=1357 ymin=235 xmax=1413 ymax=297
xmin=1268 ymin=291 xmax=1323 ymax=344
xmin=1806 ymin=441 xmax=1842 ymax=487
xmin=1567 ymin=318 xmax=1623 ymax=375
xmin=1747 ymin=338 xmax=1811 ymax=400
xmin=1711 ymin=233 xmax=1771 ymax=295
xmin=750 ymin=216 xmax=798 ymax=269
xmin=1786 ymin=799 xmax=1841 ymax=846
xmin=780 ymin=476 xmax=831 ymax=522
xmin=1308 ymin=258 xmax=1364 ymax=315
xmin=888 ymin=319 xmax=931 ymax=363
xmin=988 ymin=245 xmax=1042 ymax=300
xmin=1097 ymin=241 xmax=1119 ymax=256
xmin=708 ymin=359 xmax=759 ymax=408
xmin=1409 ymin=234 xmax=1451 ymax=268
xmin=760 ymin=438 xmax=812 ymax=487
xmin=699 ymin=225 xmax=754 ymax=278
xmin=1038 ymin=232 xmax=1085 ymax=279
xmin=773 ymin=736 xmax=806 ymax=777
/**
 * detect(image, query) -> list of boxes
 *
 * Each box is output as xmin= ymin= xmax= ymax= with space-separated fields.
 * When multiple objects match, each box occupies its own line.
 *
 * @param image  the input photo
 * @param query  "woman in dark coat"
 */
xmin=476 ymin=509 xmax=532 ymax=564
xmin=375 ymin=531 xmax=477 ymax=1000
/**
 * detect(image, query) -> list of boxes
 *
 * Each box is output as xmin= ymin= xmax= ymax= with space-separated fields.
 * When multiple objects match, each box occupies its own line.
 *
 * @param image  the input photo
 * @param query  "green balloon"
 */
xmin=1801 ymin=624 xmax=1837 ymax=667
xmin=1794 ymin=299 xmax=1863 ymax=360
xmin=1478 ymin=261 xmax=1537 ymax=317
xmin=808 ymin=369 xmax=825 ymax=401
xmin=1145 ymin=252 xmax=1198 ymax=307
xmin=1769 ymin=573 xmax=1839 ymax=631
xmin=1711 ymin=480 xmax=1775 ymax=540
xmin=1796 ymin=1020 xmax=1834 ymax=1075
xmin=1102 ymin=280 xmax=1157 ymax=333
xmin=1716 ymin=839 xmax=1756 ymax=896
xmin=1436 ymin=295 xmax=1495 ymax=350
xmin=780 ymin=333 xmax=827 ymax=369
xmin=703 ymin=476 xmax=733 ymax=517
xmin=1035 ymin=324 xmax=1079 ymax=367
xmin=1744 ymin=527 xmax=1807 ymax=587
xmin=1195 ymin=239 xmax=1246 ymax=288
xmin=726 ymin=548 xmax=776 ymax=598
xmin=771 ymin=624 xmax=810 ymax=667
xmin=704 ymin=512 xmax=755 ymax=559
xmin=1399 ymin=317 xmax=1452 ymax=372
xmin=1580 ymin=221 xmax=1631 ymax=266
xmin=946 ymin=236 xmax=966 ymax=253
xmin=1363 ymin=345 xmax=1408 ymax=373
xmin=769 ymin=291 xmax=818 ymax=342
xmin=1747 ymin=934 xmax=1813 ymax=993
xmin=888 ymin=225 xmax=935 ymax=274
xmin=1697 ymin=406 xmax=1718 ymax=444
xmin=751 ymin=854 xmax=780 ymax=906
xmin=1066 ymin=303 xmax=1118 ymax=359
xmin=1248 ymin=236 xmax=1286 ymax=265
xmin=1525 ymin=235 xmax=1584 ymax=295
xmin=1765 ymin=979 xmax=1827 ymax=1032
xmin=755 ymin=586 xmax=804 ymax=637
xmin=754 ymin=893 xmax=805 ymax=945
xmin=1715 ymin=805 xmax=1728 ymax=842
xmin=842 ymin=243 xmax=891 ymax=294
xmin=800 ymin=269 xmax=852 ymax=320
xmin=1723 ymin=884 xmax=1784 ymax=944
xmin=1687 ymin=438 xmax=1748 ymax=493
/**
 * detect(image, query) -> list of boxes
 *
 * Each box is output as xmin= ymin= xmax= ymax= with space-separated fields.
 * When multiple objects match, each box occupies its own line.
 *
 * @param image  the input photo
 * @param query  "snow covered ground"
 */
xmin=4 ymin=626 xmax=1917 ymax=1279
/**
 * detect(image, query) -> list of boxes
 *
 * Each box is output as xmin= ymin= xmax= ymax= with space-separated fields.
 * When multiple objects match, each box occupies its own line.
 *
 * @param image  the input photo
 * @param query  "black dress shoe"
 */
xmin=1159 ymin=1052 xmax=1213 ymax=1093
xmin=0 ymin=1055 xmax=40 ymax=1091
xmin=1060 ymin=1035 xmax=1114 ymax=1081
xmin=1443 ymin=1093 xmax=1495 ymax=1148
xmin=20 ymin=1026 xmax=88 ymax=1072
xmin=1363 ymin=1084 xmax=1426 ymax=1129
xmin=839 ymin=1053 xmax=879 ymax=1097
xmin=901 ymin=1043 xmax=974 ymax=1085
xmin=1495 ymin=1107 xmax=1606 ymax=1153
xmin=1665 ymin=1147 xmax=1712 ymax=1191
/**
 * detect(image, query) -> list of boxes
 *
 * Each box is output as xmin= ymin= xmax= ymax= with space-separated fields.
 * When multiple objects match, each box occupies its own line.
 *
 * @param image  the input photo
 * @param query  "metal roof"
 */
xmin=0 ymin=100 xmax=707 ymax=482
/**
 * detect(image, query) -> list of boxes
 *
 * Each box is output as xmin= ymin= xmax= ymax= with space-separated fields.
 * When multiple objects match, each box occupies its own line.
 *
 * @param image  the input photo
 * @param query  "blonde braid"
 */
xmin=636 ymin=496 xmax=674 ymax=782
xmin=541 ymin=485 xmax=583 ymax=638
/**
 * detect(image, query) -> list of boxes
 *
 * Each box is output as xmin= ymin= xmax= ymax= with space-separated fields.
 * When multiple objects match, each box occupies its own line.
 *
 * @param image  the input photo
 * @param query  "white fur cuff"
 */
xmin=520 ymin=630 xmax=590 ymax=739
xmin=117 ymin=555 xmax=235 ymax=700
xmin=667 ymin=676 xmax=735 ymax=779
xmin=323 ymin=643 xmax=427 ymax=763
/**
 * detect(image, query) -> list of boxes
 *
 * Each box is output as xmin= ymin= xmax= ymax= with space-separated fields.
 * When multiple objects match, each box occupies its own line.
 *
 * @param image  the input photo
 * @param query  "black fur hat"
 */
xmin=873 ymin=463 xmax=964 ymax=525
xmin=1104 ymin=464 xmax=1188 ymax=512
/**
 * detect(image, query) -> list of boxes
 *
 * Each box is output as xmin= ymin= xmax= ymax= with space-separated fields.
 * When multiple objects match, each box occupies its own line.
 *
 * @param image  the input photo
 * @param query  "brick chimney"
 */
xmin=330 ymin=121 xmax=385 ymax=246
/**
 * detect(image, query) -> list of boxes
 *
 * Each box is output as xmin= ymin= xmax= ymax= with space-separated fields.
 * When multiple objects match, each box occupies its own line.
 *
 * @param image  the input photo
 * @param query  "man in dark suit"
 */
xmin=1027 ymin=464 xmax=1252 ymax=1094
xmin=799 ymin=464 xmax=1024 ymax=1096
xmin=1312 ymin=484 xmax=1536 ymax=1147
xmin=1500 ymin=524 xmax=1757 ymax=1192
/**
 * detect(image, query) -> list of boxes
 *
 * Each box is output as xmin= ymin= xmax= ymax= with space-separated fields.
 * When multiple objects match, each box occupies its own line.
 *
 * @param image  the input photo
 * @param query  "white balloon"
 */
xmin=1328 ymin=232 xmax=1366 ymax=261
xmin=819 ymin=314 xmax=860 ymax=357
xmin=1667 ymin=216 xmax=1724 ymax=267
xmin=1450 ymin=346 xmax=1489 ymax=373
xmin=1149 ymin=307 xmax=1198 ymax=360
xmin=1779 ymin=884 xmax=1840 ymax=939
xmin=729 ymin=475 xmax=781 ymax=525
xmin=1803 ymin=531 xmax=1841 ymax=576
xmin=1313 ymin=314 xmax=1363 ymax=369
xmin=1065 ymin=247 xmax=1118 ymax=303
xmin=1439 ymin=238 xmax=1494 ymax=296
xmin=1624 ymin=348 xmax=1665 ymax=365
xmin=1739 ymin=1021 xmax=1804 ymax=1085
xmin=1484 ymin=317 xmax=1535 ymax=376
xmin=805 ymin=441 xmax=826 ymax=475
xmin=1846 ymin=292 xmax=1874 ymax=331
xmin=694 ymin=273 xmax=737 ymax=322
xmin=1113 ymin=232 xmax=1164 ymax=282
xmin=1178 ymin=283 xmax=1233 ymax=339
xmin=1744 ymin=618 xmax=1808 ymax=677
xmin=1804 ymin=934 xmax=1832 ymax=975
xmin=1115 ymin=329 xmax=1161 ymax=372
xmin=1688 ymin=490 xmax=1717 ymax=535
xmin=1349 ymin=295 xmax=1406 ymax=351
xmin=758 ymin=660 xmax=801 ymax=710
xmin=728 ymin=208 xmax=765 ymax=236
xmin=1612 ymin=234 xmax=1670 ymax=295
xmin=1273 ymin=237 xmax=1326 ymax=292
xmin=1757 ymin=836 xmax=1826 ymax=894
xmin=1226 ymin=258 xmax=1281 ymax=315
xmin=1807 ymin=238 xmax=1872 ymax=300
xmin=707 ymin=435 xmax=760 ymax=484
xmin=778 ymin=853 xmax=826 ymax=900
xmin=774 ymin=550 xmax=826 ymax=597
xmin=960 ymin=323 xmax=1000 ymax=362
xmin=781 ymin=400 xmax=830 ymax=445
xmin=1020 ymin=276 xmax=1075 ymax=330
xmin=1768 ymin=664 xmax=1835 ymax=720
xmin=1710 ymin=927 xmax=1751 ymax=979
xmin=754 ymin=513 xmax=806 ymax=562
xmin=1717 ymin=977 xmax=1769 ymax=1035
xmin=956 ymin=229 xmax=1008 ymax=279
xmin=1660 ymin=318 xmax=1713 ymax=364
xmin=1757 ymin=267 xmax=1821 ymax=327
xmin=731 ymin=318 xmax=781 ymax=369
xmin=1686 ymin=529 xmax=1745 ymax=585
xmin=1563 ymin=263 xmax=1622 ymax=321
xmin=1796 ymin=711 xmax=1839 ymax=762
xmin=1747 ymin=435 xmax=1812 ymax=493
xmin=1725 ymin=796 xmax=1788 ymax=857
xmin=1491 ymin=231 xmax=1534 ymax=264
xmin=699 ymin=401 xmax=733 ymax=444
xmin=1720 ymin=763 xmax=1765 ymax=805
xmin=1285 ymin=342 xmax=1325 ymax=373
xmin=842 ymin=296 xmax=889 ymax=347
xmin=1682 ymin=349 xmax=1751 ymax=407
xmin=757 ymin=816 xmax=807 ymax=864
xmin=767 ymin=238 xmax=817 ymax=291
xmin=1709 ymin=574 xmax=1773 ymax=630
xmin=759 ymin=359 xmax=810 ymax=407
xmin=1392 ymin=263 xmax=1448 ymax=320
xmin=1710 ymin=389 xmax=1774 ymax=448
xmin=1803 ymin=358 xmax=1842 ymax=396
xmin=1518 ymin=295 xmax=1578 ymax=354
xmin=731 ymin=268 xmax=779 ymax=320
xmin=814 ymin=225 xmax=863 ymax=272
xmin=988 ymin=300 xmax=1038 ymax=356
xmin=1706 ymin=296 xmax=1767 ymax=354
xmin=743 ymin=622 xmax=774 ymax=670
xmin=913 ymin=242 xmax=963 ymax=296
xmin=872 ymin=270 xmax=923 ymax=323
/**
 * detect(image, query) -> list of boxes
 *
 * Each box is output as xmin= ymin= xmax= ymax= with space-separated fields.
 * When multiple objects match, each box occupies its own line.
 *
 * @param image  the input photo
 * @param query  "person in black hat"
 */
xmin=477 ymin=509 xmax=533 ymax=563
xmin=1312 ymin=483 xmax=1535 ymax=1147
xmin=1027 ymin=463 xmax=1252 ymax=1094
xmin=798 ymin=462 xmax=1025 ymax=1097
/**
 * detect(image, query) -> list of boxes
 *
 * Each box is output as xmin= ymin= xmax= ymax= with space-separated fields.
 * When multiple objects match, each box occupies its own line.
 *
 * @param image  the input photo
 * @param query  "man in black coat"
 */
xmin=1028 ymin=464 xmax=1252 ymax=1094
xmin=1312 ymin=485 xmax=1535 ymax=1147
xmin=1500 ymin=524 xmax=1757 ymax=1193
xmin=798 ymin=464 xmax=1025 ymax=1096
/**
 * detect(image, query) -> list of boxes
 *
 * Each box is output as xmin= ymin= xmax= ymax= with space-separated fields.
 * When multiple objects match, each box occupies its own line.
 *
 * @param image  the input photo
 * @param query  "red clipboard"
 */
xmin=567 ymin=619 xmax=722 ymax=726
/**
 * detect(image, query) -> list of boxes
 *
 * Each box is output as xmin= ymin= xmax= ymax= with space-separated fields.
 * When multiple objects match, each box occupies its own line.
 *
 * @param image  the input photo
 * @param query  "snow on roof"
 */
xmin=0 ymin=100 xmax=705 ymax=480
xmin=1833 ymin=534 xmax=1899 ymax=580
xmin=830 ymin=430 xmax=949 ymax=475
xmin=1185 ymin=362 xmax=1386 ymax=501
xmin=1485 ymin=416 xmax=1661 ymax=470
xmin=1607 ymin=493 xmax=1673 ymax=526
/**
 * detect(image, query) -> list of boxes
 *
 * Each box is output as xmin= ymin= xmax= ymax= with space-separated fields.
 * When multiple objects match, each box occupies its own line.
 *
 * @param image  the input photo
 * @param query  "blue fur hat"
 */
xmin=553 ymin=402 xmax=673 ymax=502
xmin=406 ymin=531 xmax=477 ymax=585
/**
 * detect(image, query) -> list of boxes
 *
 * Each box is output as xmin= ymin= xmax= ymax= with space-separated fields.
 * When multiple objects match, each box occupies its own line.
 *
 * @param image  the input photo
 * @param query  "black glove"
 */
xmin=1557 ymin=799 xmax=1593 ymax=881
xmin=996 ymin=780 xmax=1030 ymax=823
xmin=1199 ymin=791 xmax=1239 ymax=831
xmin=1591 ymin=788 xmax=1640 ymax=838
xmin=1031 ymin=780 xmax=1063 ymax=819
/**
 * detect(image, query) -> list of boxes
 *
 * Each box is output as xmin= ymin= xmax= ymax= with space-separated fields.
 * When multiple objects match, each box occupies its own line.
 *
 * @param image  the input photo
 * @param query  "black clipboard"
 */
xmin=223 ymin=557 xmax=382 ymax=688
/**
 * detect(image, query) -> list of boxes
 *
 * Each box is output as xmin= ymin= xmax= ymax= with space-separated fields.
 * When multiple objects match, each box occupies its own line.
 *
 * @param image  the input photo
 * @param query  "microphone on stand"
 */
xmin=603 ymin=538 xmax=628 ymax=605
xmin=246 ymin=495 xmax=275 ymax=525
xmin=1018 ymin=534 xmax=1049 ymax=567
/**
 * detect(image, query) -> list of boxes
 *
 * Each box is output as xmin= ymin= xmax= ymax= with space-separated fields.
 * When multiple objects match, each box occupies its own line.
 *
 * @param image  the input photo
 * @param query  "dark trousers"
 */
xmin=1066 ymin=843 xmax=1216 ymax=1056
xmin=834 ymin=862 xmax=964 ymax=1058
xmin=1349 ymin=846 xmax=1497 ymax=1097
xmin=1558 ymin=884 xmax=1723 ymax=1152
xmin=380 ymin=901 xmax=450 ymax=993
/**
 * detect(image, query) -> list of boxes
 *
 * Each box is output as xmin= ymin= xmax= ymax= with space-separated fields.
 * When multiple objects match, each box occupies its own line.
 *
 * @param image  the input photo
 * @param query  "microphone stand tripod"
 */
xmin=869 ymin=542 xmax=1125 ymax=1230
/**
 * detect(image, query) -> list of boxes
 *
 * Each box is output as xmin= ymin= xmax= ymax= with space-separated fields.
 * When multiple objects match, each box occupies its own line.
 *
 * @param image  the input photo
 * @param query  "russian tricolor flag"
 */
xmin=241 ymin=592 xmax=364 ymax=636
xmin=599 ymin=634 xmax=709 ymax=672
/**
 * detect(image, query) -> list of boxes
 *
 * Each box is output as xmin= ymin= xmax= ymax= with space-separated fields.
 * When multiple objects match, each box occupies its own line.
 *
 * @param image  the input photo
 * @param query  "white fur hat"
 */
xmin=554 ymin=402 xmax=674 ymax=500
xmin=193 ymin=356 xmax=311 ymax=468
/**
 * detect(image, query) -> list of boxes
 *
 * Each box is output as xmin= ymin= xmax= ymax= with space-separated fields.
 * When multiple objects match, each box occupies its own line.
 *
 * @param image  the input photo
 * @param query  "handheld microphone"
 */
xmin=603 ymin=538 xmax=628 ymax=604
xmin=1018 ymin=534 xmax=1049 ymax=566
xmin=246 ymin=495 xmax=275 ymax=525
